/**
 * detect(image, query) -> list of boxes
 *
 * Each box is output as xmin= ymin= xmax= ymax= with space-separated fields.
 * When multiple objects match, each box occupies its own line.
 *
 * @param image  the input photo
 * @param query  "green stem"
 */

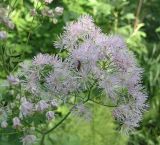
xmin=40 ymin=134 xmax=45 ymax=145
xmin=134 ymin=0 xmax=144 ymax=30
xmin=0 ymin=131 xmax=21 ymax=135
xmin=25 ymin=1 xmax=40 ymax=48
xmin=40 ymin=107 xmax=73 ymax=145
xmin=89 ymin=99 xmax=117 ymax=108
xmin=44 ymin=110 xmax=72 ymax=135
xmin=0 ymin=45 xmax=9 ymax=74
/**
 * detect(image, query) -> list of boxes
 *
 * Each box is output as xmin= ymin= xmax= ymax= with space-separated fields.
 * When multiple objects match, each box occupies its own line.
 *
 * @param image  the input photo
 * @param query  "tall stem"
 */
xmin=40 ymin=134 xmax=45 ymax=145
xmin=0 ymin=45 xmax=9 ymax=74
xmin=134 ymin=0 xmax=144 ymax=31
xmin=40 ymin=106 xmax=74 ymax=145
xmin=25 ymin=2 xmax=38 ymax=48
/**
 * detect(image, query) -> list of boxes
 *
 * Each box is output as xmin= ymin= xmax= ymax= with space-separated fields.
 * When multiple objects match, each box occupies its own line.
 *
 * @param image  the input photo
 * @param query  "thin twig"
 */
xmin=0 ymin=45 xmax=9 ymax=74
xmin=39 ymin=106 xmax=73 ymax=145
xmin=0 ymin=131 xmax=21 ymax=135
xmin=89 ymin=99 xmax=117 ymax=108
xmin=44 ymin=109 xmax=72 ymax=135
xmin=25 ymin=1 xmax=40 ymax=48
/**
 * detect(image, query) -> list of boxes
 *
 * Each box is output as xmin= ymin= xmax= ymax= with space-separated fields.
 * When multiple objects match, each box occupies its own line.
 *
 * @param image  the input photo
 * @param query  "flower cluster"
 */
xmin=41 ymin=6 xmax=63 ymax=24
xmin=29 ymin=0 xmax=63 ymax=24
xmin=0 ymin=15 xmax=148 ymax=144
xmin=55 ymin=15 xmax=148 ymax=132
xmin=30 ymin=0 xmax=64 ymax=25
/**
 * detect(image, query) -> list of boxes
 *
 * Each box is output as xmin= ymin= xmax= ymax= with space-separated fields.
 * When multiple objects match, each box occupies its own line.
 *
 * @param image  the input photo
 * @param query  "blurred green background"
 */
xmin=0 ymin=0 xmax=160 ymax=145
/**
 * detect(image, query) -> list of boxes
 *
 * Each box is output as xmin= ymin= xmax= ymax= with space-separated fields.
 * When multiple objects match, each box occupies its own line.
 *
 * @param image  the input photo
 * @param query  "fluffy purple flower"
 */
xmin=13 ymin=117 xmax=21 ymax=128
xmin=46 ymin=111 xmax=55 ymax=121
xmin=36 ymin=100 xmax=49 ymax=112
xmin=20 ymin=99 xmax=34 ymax=117
xmin=7 ymin=74 xmax=20 ymax=85
xmin=54 ymin=15 xmax=148 ymax=131
xmin=21 ymin=135 xmax=36 ymax=145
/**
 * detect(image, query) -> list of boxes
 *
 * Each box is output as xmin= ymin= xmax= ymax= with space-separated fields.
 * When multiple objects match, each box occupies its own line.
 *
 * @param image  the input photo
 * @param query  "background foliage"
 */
xmin=0 ymin=0 xmax=160 ymax=145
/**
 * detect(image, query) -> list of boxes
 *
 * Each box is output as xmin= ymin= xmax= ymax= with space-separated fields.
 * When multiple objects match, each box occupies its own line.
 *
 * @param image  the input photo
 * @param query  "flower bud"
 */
xmin=54 ymin=7 xmax=63 ymax=16
xmin=1 ymin=121 xmax=8 ymax=128
xmin=13 ymin=117 xmax=21 ymax=128
xmin=46 ymin=111 xmax=55 ymax=121
xmin=41 ymin=7 xmax=53 ymax=17
xmin=21 ymin=135 xmax=36 ymax=145
xmin=20 ymin=100 xmax=33 ymax=117
xmin=7 ymin=74 xmax=20 ymax=85
xmin=36 ymin=100 xmax=49 ymax=112
xmin=50 ymin=99 xmax=58 ymax=109
xmin=52 ymin=18 xmax=58 ymax=24
xmin=0 ymin=31 xmax=7 ymax=40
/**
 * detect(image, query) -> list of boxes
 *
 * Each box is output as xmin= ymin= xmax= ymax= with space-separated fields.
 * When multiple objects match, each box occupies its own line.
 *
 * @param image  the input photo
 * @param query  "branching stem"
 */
xmin=89 ymin=99 xmax=117 ymax=108
xmin=39 ymin=80 xmax=115 ymax=144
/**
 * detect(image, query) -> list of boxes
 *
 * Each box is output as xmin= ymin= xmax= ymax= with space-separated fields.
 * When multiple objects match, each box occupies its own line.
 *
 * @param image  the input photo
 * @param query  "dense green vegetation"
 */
xmin=0 ymin=0 xmax=160 ymax=145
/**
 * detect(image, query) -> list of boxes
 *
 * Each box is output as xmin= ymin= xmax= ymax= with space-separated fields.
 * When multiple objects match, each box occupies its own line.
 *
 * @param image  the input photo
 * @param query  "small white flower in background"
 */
xmin=52 ymin=18 xmax=58 ymax=24
xmin=47 ymin=9 xmax=54 ymax=17
xmin=44 ymin=0 xmax=53 ymax=4
xmin=13 ymin=117 xmax=21 ymax=128
xmin=50 ymin=99 xmax=58 ymax=109
xmin=21 ymin=135 xmax=36 ymax=145
xmin=7 ymin=74 xmax=20 ymax=85
xmin=41 ymin=7 xmax=49 ymax=17
xmin=41 ymin=7 xmax=54 ymax=17
xmin=1 ymin=121 xmax=8 ymax=128
xmin=46 ymin=111 xmax=55 ymax=121
xmin=36 ymin=100 xmax=49 ymax=112
xmin=0 ymin=31 xmax=7 ymax=40
xmin=20 ymin=100 xmax=34 ymax=117
xmin=30 ymin=9 xmax=37 ymax=16
xmin=54 ymin=7 xmax=64 ymax=16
